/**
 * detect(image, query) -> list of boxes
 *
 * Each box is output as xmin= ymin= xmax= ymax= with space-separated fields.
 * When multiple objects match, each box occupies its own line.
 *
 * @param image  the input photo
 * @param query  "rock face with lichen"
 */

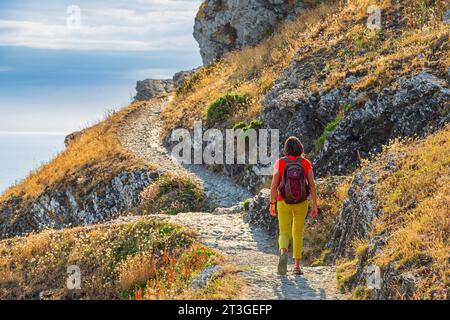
xmin=0 ymin=170 xmax=158 ymax=239
xmin=262 ymin=69 xmax=450 ymax=178
xmin=194 ymin=0 xmax=303 ymax=64
xmin=324 ymin=149 xmax=432 ymax=299
xmin=313 ymin=72 xmax=450 ymax=176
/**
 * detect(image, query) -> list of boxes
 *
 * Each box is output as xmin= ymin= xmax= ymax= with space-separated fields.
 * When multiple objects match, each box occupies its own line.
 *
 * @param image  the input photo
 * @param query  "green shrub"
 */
xmin=232 ymin=121 xmax=247 ymax=130
xmin=343 ymin=102 xmax=352 ymax=113
xmin=232 ymin=119 xmax=263 ymax=132
xmin=205 ymin=93 xmax=251 ymax=125
xmin=315 ymin=115 xmax=343 ymax=149
xmin=242 ymin=199 xmax=251 ymax=211
xmin=247 ymin=119 xmax=263 ymax=130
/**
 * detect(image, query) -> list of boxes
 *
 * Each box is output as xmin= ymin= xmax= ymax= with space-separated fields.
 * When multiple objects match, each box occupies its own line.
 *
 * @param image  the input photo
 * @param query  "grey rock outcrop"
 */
xmin=194 ymin=0 xmax=303 ymax=64
xmin=134 ymin=79 xmax=174 ymax=101
xmin=173 ymin=68 xmax=200 ymax=89
xmin=192 ymin=265 xmax=224 ymax=290
xmin=0 ymin=170 xmax=158 ymax=239
xmin=314 ymin=72 xmax=450 ymax=176
xmin=326 ymin=168 xmax=386 ymax=263
xmin=243 ymin=188 xmax=277 ymax=236
xmin=64 ymin=129 xmax=86 ymax=147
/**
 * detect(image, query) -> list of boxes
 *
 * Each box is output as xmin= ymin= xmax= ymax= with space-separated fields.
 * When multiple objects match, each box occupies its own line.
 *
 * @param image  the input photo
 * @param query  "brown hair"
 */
xmin=283 ymin=136 xmax=304 ymax=157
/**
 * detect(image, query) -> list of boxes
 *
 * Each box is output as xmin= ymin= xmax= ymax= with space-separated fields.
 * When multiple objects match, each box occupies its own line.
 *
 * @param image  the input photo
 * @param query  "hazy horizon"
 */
xmin=0 ymin=0 xmax=203 ymax=133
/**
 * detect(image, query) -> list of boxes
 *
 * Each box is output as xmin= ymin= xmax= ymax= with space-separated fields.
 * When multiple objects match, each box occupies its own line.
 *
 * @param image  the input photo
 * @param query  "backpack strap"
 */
xmin=284 ymin=156 xmax=303 ymax=164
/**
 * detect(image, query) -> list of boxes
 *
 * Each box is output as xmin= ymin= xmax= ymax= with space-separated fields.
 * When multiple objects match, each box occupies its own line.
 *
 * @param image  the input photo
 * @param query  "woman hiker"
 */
xmin=270 ymin=136 xmax=318 ymax=276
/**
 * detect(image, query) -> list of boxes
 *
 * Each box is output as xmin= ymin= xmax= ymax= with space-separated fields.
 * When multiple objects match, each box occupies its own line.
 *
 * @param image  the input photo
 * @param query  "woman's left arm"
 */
xmin=270 ymin=171 xmax=280 ymax=217
xmin=307 ymin=169 xmax=318 ymax=219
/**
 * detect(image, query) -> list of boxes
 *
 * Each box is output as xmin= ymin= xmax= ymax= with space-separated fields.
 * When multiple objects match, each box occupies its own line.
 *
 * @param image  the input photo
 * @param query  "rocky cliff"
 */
xmin=194 ymin=0 xmax=303 ymax=64
xmin=0 ymin=170 xmax=157 ymax=239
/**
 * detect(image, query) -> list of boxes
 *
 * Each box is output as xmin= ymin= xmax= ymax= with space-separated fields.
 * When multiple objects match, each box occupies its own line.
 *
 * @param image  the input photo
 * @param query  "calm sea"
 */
xmin=0 ymin=132 xmax=66 ymax=194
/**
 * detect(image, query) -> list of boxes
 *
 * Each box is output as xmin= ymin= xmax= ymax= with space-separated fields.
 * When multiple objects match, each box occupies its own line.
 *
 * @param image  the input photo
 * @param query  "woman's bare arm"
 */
xmin=270 ymin=171 xmax=280 ymax=203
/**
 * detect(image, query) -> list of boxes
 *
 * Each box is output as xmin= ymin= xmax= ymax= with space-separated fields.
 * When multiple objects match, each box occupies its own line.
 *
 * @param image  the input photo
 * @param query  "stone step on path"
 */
xmin=118 ymin=97 xmax=251 ymax=208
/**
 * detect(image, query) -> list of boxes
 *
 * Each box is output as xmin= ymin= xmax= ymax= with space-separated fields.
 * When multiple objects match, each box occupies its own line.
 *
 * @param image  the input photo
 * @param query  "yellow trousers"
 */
xmin=277 ymin=200 xmax=308 ymax=260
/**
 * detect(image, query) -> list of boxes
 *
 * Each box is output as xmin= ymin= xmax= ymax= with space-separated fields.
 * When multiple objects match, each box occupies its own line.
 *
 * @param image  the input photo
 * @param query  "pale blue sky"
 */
xmin=0 ymin=0 xmax=203 ymax=133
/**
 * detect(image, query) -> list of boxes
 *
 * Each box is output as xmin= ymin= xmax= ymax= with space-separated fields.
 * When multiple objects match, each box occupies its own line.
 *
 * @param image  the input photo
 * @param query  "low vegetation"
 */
xmin=337 ymin=126 xmax=450 ymax=299
xmin=336 ymin=259 xmax=358 ymax=294
xmin=0 ymin=218 xmax=241 ymax=300
xmin=140 ymin=173 xmax=207 ymax=215
xmin=205 ymin=93 xmax=252 ymax=126
xmin=315 ymin=115 xmax=343 ymax=149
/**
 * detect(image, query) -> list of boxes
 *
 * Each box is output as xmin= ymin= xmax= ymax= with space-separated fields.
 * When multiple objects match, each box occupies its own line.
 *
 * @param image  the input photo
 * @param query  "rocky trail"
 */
xmin=118 ymin=98 xmax=346 ymax=300
xmin=119 ymin=97 xmax=251 ymax=208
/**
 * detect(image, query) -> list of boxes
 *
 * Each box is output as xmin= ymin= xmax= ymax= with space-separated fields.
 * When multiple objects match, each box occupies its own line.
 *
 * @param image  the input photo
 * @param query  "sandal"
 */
xmin=293 ymin=267 xmax=304 ymax=275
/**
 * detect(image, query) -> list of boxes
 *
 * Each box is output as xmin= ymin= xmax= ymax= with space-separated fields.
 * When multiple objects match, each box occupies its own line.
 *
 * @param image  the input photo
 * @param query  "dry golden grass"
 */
xmin=337 ymin=126 xmax=450 ymax=299
xmin=0 ymin=101 xmax=149 ymax=203
xmin=162 ymin=0 xmax=448 ymax=138
xmin=0 ymin=218 xmax=242 ymax=300
xmin=369 ymin=127 xmax=450 ymax=299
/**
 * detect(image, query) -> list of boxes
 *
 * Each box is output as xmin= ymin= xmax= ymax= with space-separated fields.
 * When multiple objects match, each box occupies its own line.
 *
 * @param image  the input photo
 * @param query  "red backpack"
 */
xmin=278 ymin=157 xmax=310 ymax=204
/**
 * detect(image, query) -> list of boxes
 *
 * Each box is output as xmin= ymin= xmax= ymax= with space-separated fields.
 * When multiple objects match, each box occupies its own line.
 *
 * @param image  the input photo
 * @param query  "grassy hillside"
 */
xmin=0 ymin=102 xmax=148 ymax=203
xmin=0 ymin=217 xmax=241 ymax=300
xmin=162 ymin=0 xmax=448 ymax=137
xmin=337 ymin=126 xmax=449 ymax=299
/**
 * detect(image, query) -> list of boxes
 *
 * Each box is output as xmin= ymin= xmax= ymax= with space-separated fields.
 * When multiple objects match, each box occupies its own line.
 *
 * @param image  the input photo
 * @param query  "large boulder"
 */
xmin=194 ymin=0 xmax=302 ymax=64
xmin=134 ymin=79 xmax=174 ymax=101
